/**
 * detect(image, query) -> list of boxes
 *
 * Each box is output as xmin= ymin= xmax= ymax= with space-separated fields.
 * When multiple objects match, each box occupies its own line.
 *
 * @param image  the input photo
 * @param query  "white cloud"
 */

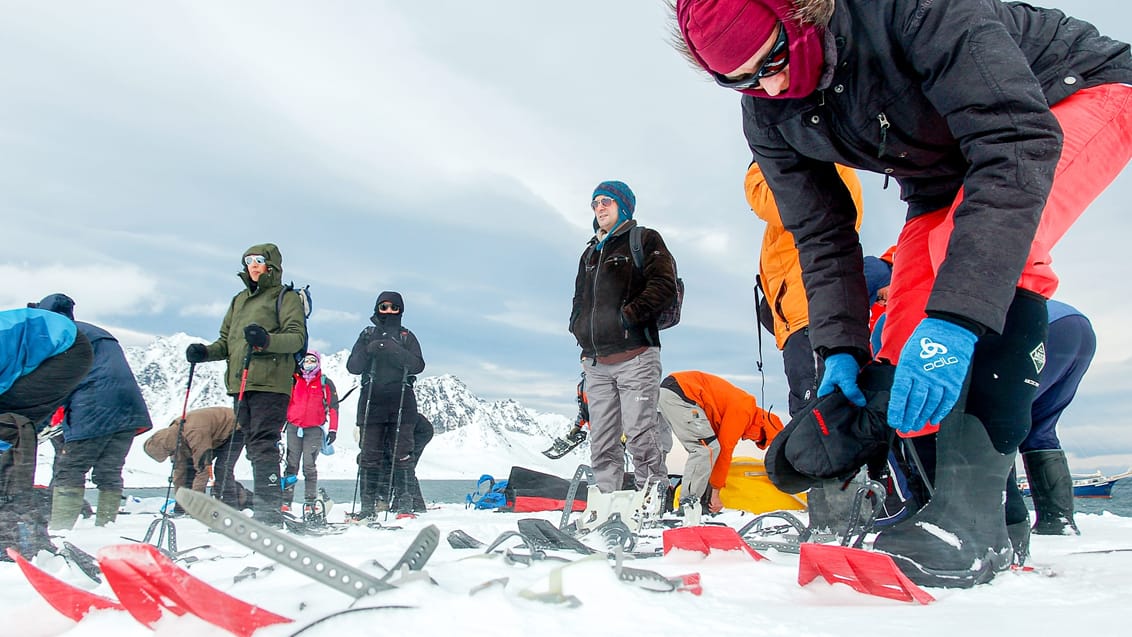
xmin=0 ymin=263 xmax=162 ymax=318
xmin=178 ymin=301 xmax=230 ymax=318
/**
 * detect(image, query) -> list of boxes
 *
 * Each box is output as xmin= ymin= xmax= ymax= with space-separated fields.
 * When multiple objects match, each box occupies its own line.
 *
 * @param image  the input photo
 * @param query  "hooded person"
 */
xmin=346 ymin=291 xmax=425 ymax=517
xmin=671 ymin=0 xmax=1132 ymax=587
xmin=183 ymin=243 xmax=307 ymax=526
xmin=30 ymin=293 xmax=152 ymax=529
xmin=657 ymin=371 xmax=784 ymax=520
xmin=569 ymin=180 xmax=679 ymax=494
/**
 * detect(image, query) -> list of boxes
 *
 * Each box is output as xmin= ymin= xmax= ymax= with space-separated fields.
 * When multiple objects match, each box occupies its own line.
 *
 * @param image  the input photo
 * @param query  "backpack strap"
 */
xmin=628 ymin=225 xmax=645 ymax=273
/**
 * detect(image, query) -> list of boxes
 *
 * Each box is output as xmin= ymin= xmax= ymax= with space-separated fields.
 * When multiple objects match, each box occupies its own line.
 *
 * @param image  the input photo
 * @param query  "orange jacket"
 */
xmin=745 ymin=163 xmax=864 ymax=349
xmin=667 ymin=371 xmax=784 ymax=490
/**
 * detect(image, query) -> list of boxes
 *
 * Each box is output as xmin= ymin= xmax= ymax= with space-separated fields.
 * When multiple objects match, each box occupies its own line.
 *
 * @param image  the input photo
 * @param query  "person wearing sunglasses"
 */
xmin=673 ymin=0 xmax=1132 ymax=587
xmin=183 ymin=243 xmax=308 ymax=526
xmin=568 ymin=180 xmax=679 ymax=494
xmin=346 ymin=290 xmax=425 ymax=517
xmin=282 ymin=350 xmax=340 ymax=521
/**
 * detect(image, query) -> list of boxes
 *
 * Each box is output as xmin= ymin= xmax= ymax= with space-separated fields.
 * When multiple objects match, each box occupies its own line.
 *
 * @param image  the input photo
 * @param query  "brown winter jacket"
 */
xmin=142 ymin=406 xmax=236 ymax=492
xmin=569 ymin=220 xmax=678 ymax=359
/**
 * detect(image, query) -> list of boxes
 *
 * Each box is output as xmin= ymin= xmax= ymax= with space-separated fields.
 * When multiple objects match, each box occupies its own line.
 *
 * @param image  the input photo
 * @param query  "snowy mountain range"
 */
xmin=37 ymin=333 xmax=582 ymax=487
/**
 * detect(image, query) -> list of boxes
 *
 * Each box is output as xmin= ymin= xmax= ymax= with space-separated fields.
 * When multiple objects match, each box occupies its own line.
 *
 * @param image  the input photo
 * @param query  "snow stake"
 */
xmin=797 ymin=544 xmax=935 ymax=604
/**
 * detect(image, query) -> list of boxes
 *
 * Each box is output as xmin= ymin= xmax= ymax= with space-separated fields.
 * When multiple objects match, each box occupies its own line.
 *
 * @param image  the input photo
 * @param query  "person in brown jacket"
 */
xmin=143 ymin=406 xmax=251 ymax=509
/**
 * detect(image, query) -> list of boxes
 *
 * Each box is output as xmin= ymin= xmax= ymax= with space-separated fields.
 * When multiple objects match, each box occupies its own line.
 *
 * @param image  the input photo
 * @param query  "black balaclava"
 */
xmin=371 ymin=290 xmax=405 ymax=335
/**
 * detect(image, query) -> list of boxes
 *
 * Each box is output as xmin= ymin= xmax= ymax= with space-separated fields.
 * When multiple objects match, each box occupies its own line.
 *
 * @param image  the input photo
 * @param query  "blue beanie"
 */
xmin=863 ymin=256 xmax=893 ymax=305
xmin=592 ymin=180 xmax=636 ymax=232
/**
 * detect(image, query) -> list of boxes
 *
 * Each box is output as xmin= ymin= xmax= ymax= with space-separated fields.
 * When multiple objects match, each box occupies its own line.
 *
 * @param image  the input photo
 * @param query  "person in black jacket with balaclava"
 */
xmin=346 ymin=291 xmax=425 ymax=517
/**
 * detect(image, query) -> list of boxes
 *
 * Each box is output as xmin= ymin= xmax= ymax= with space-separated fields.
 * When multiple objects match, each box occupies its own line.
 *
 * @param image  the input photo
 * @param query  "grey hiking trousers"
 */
xmin=583 ymin=347 xmax=667 ymax=493
xmin=658 ymin=387 xmax=720 ymax=505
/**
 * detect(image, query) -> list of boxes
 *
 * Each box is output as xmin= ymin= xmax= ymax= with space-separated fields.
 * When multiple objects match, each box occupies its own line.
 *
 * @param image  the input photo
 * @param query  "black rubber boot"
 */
xmin=390 ymin=469 xmax=415 ymax=514
xmin=873 ymin=410 xmax=1015 ymax=588
xmin=356 ymin=468 xmax=379 ymax=519
xmin=1023 ymin=449 xmax=1080 ymax=535
xmin=251 ymin=462 xmax=283 ymax=527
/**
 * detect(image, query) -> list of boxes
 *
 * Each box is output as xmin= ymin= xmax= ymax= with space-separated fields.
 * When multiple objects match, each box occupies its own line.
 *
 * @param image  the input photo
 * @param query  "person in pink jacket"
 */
xmin=282 ymin=351 xmax=339 ymax=517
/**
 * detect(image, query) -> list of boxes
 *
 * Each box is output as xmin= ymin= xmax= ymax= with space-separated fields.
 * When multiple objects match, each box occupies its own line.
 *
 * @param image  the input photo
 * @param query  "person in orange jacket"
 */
xmin=746 ymin=161 xmax=863 ymax=417
xmin=657 ymin=371 xmax=784 ymax=516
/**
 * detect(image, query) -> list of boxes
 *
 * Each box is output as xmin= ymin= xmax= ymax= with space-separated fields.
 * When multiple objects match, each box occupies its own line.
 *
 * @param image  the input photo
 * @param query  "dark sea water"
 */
xmin=126 ymin=479 xmax=479 ymax=506
xmin=125 ymin=477 xmax=1132 ymax=516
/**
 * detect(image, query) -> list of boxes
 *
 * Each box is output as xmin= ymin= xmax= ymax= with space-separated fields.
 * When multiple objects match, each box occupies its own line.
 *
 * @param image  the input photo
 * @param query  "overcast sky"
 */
xmin=3 ymin=1 xmax=1130 ymax=470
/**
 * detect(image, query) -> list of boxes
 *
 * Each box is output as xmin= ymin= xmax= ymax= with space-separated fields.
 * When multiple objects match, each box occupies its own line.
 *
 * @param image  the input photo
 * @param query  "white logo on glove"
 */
xmin=918 ymin=337 xmax=949 ymax=359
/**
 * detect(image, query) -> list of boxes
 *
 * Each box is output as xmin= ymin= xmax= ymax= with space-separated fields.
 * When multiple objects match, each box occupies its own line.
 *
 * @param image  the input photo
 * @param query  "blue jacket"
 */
xmin=0 ymin=308 xmax=77 ymax=395
xmin=59 ymin=322 xmax=152 ymax=442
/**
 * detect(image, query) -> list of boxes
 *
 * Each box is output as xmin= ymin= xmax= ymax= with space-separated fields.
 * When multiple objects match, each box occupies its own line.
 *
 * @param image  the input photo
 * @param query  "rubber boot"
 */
xmin=1023 ymin=449 xmax=1080 ymax=535
xmin=251 ymin=462 xmax=283 ymax=527
xmin=1004 ymin=466 xmax=1031 ymax=566
xmin=390 ymin=469 xmax=415 ymax=514
xmin=355 ymin=468 xmax=379 ymax=520
xmin=95 ymin=490 xmax=122 ymax=527
xmin=407 ymin=469 xmax=427 ymax=513
xmin=49 ymin=487 xmax=87 ymax=531
xmin=873 ymin=410 xmax=1015 ymax=588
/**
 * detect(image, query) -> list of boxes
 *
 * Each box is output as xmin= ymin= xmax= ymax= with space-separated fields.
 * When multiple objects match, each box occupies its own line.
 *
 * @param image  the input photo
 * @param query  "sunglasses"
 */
xmin=377 ymin=301 xmax=400 ymax=312
xmin=302 ymin=356 xmax=318 ymax=365
xmin=712 ymin=23 xmax=789 ymax=91
xmin=591 ymin=196 xmax=616 ymax=211
xmin=244 ymin=255 xmax=267 ymax=266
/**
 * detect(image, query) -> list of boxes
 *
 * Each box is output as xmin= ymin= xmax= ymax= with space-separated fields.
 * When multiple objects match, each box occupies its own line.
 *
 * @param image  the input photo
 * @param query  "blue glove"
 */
xmin=817 ymin=353 xmax=866 ymax=407
xmin=888 ymin=318 xmax=978 ymax=433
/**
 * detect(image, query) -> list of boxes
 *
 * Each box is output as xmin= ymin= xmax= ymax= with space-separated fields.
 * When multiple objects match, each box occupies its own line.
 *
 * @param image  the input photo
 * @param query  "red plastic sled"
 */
xmin=98 ymin=543 xmax=292 ymax=636
xmin=797 ymin=544 xmax=935 ymax=604
xmin=662 ymin=526 xmax=766 ymax=560
xmin=7 ymin=547 xmax=124 ymax=621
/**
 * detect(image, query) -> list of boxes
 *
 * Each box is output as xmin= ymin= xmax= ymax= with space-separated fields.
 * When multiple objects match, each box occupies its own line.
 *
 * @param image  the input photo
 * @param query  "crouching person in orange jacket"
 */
xmin=658 ymin=371 xmax=783 ymax=518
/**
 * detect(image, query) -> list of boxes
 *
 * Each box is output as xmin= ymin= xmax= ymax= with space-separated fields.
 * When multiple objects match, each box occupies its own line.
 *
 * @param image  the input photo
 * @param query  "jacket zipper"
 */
xmin=877 ymin=112 xmax=892 ymax=189
xmin=588 ymin=244 xmax=604 ymax=359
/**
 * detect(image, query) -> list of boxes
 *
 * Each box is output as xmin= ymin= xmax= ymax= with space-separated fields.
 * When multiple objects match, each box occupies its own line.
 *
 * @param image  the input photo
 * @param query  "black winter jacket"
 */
xmin=742 ymin=0 xmax=1132 ymax=360
xmin=569 ymin=220 xmax=678 ymax=359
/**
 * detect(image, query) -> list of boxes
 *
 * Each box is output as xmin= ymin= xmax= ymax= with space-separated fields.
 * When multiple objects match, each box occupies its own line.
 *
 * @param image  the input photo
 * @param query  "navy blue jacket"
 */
xmin=60 ymin=322 xmax=152 ymax=442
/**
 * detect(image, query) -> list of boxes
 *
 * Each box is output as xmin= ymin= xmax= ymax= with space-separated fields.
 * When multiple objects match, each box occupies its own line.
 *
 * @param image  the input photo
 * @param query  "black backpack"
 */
xmin=628 ymin=225 xmax=684 ymax=330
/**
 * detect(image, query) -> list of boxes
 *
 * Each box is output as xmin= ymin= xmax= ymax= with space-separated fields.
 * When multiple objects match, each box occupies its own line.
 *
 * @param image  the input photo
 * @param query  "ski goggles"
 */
xmin=244 ymin=255 xmax=267 ymax=266
xmin=377 ymin=301 xmax=400 ymax=312
xmin=712 ymin=22 xmax=789 ymax=91
xmin=590 ymin=196 xmax=616 ymax=210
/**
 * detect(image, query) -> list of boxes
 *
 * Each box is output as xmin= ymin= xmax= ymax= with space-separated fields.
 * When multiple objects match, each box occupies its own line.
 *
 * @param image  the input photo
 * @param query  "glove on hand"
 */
xmin=888 ymin=318 xmax=978 ymax=434
xmin=326 ymin=431 xmax=337 ymax=445
xmin=367 ymin=338 xmax=405 ymax=360
xmin=244 ymin=324 xmax=270 ymax=349
xmin=817 ymin=352 xmax=867 ymax=407
xmin=186 ymin=343 xmax=208 ymax=363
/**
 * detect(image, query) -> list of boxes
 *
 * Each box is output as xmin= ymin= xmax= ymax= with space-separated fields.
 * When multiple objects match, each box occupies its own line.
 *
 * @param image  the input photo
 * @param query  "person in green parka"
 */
xmin=185 ymin=243 xmax=306 ymax=525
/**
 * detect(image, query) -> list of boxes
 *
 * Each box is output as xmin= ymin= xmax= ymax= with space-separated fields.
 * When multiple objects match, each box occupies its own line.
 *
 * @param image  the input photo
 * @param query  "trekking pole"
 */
xmin=216 ymin=346 xmax=254 ymax=510
xmin=383 ymin=365 xmax=410 ymax=522
xmin=142 ymin=361 xmax=196 ymax=555
xmin=350 ymin=358 xmax=378 ymax=516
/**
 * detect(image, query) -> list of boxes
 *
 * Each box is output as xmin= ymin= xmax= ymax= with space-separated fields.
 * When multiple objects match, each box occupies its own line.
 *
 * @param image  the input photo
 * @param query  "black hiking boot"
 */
xmin=873 ymin=411 xmax=1015 ymax=588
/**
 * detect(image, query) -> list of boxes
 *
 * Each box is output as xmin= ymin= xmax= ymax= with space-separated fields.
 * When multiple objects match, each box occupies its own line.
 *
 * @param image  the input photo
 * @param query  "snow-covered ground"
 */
xmin=3 ymin=500 xmax=1130 ymax=636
